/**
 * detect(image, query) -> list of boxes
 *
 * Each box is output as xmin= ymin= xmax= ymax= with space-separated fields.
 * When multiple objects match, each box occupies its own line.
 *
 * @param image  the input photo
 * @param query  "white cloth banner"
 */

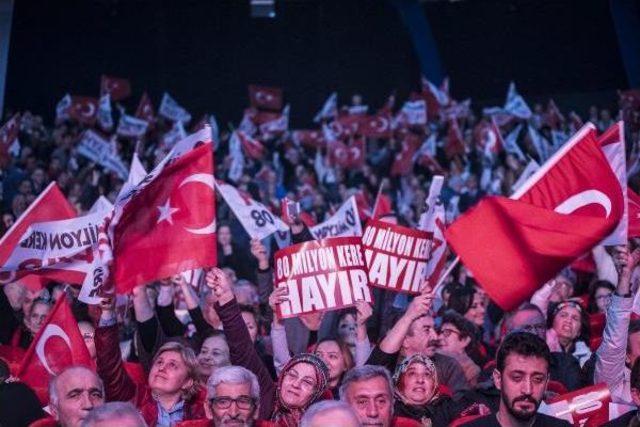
xmin=313 ymin=92 xmax=338 ymax=123
xmin=159 ymin=92 xmax=192 ymax=123
xmin=399 ymin=100 xmax=427 ymax=125
xmin=215 ymin=181 xmax=288 ymax=240
xmin=77 ymin=130 xmax=128 ymax=180
xmin=97 ymin=94 xmax=113 ymax=131
xmin=89 ymin=196 xmax=114 ymax=214
xmin=117 ymin=114 xmax=148 ymax=138
xmin=309 ymin=196 xmax=362 ymax=239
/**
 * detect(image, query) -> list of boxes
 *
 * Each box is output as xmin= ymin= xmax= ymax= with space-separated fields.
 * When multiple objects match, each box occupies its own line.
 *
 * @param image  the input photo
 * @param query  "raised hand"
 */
xmin=250 ymin=238 xmax=269 ymax=270
xmin=205 ymin=267 xmax=234 ymax=306
xmin=355 ymin=300 xmax=373 ymax=326
xmin=405 ymin=287 xmax=435 ymax=320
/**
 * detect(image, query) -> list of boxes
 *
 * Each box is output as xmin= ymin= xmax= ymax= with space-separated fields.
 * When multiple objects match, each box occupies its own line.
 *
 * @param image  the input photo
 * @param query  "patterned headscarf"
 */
xmin=393 ymin=354 xmax=439 ymax=405
xmin=272 ymin=353 xmax=329 ymax=427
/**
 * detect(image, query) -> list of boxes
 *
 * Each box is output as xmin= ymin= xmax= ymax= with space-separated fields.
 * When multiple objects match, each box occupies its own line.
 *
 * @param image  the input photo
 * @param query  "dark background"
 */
xmin=5 ymin=0 xmax=628 ymax=128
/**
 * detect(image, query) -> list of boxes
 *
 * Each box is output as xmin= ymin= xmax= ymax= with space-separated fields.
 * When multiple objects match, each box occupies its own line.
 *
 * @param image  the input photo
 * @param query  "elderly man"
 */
xmin=49 ymin=366 xmax=105 ymax=427
xmin=300 ymin=400 xmax=360 ymax=427
xmin=340 ymin=365 xmax=394 ymax=427
xmin=81 ymin=402 xmax=147 ymax=427
xmin=204 ymin=365 xmax=261 ymax=427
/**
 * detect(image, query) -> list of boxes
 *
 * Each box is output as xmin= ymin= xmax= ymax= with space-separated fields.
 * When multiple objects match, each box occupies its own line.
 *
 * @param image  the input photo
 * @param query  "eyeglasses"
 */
xmin=209 ymin=396 xmax=255 ymax=410
xmin=284 ymin=370 xmax=317 ymax=390
xmin=439 ymin=328 xmax=462 ymax=338
xmin=520 ymin=323 xmax=547 ymax=334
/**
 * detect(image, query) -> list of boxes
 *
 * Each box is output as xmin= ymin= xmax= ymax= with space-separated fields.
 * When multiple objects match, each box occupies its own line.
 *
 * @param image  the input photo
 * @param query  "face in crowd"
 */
xmin=148 ymin=347 xmax=195 ymax=399
xmin=50 ymin=367 xmax=105 ymax=427
xmin=314 ymin=340 xmax=352 ymax=387
xmin=280 ymin=362 xmax=319 ymax=408
xmin=396 ymin=359 xmax=438 ymax=405
xmin=401 ymin=315 xmax=439 ymax=357
xmin=197 ymin=335 xmax=230 ymax=379
xmin=27 ymin=300 xmax=51 ymax=335
xmin=551 ymin=303 xmax=582 ymax=346
xmin=464 ymin=289 xmax=487 ymax=328
xmin=438 ymin=322 xmax=471 ymax=356
xmin=338 ymin=313 xmax=357 ymax=348
xmin=343 ymin=373 xmax=393 ymax=427
xmin=206 ymin=379 xmax=258 ymax=427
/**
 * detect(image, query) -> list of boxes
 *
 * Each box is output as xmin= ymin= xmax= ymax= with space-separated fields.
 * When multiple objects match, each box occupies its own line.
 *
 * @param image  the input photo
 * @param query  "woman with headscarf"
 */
xmin=546 ymin=299 xmax=591 ymax=367
xmin=207 ymin=268 xmax=329 ymax=426
xmin=392 ymin=354 xmax=452 ymax=427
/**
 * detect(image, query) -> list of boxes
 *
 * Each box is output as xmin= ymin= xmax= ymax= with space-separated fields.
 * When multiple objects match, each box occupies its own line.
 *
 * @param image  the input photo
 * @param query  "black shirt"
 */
xmin=462 ymin=412 xmax=572 ymax=427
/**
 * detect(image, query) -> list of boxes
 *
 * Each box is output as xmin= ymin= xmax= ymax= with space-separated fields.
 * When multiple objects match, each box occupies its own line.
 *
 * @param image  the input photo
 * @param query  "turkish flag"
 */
xmin=292 ymin=130 xmax=325 ymax=148
xmin=0 ymin=182 xmax=77 ymax=291
xmin=598 ymin=121 xmax=627 ymax=245
xmin=421 ymin=76 xmax=450 ymax=120
xmin=391 ymin=131 xmax=421 ymax=176
xmin=330 ymin=114 xmax=362 ymax=139
xmin=113 ymin=141 xmax=217 ymax=293
xmin=328 ymin=136 xmax=365 ymax=169
xmin=0 ymin=113 xmax=20 ymax=160
xmin=360 ymin=113 xmax=392 ymax=139
xmin=248 ymin=85 xmax=283 ymax=111
xmin=68 ymin=96 xmax=99 ymax=126
xmin=135 ymin=92 xmax=155 ymax=124
xmin=372 ymin=193 xmax=393 ymax=219
xmin=237 ymin=131 xmax=265 ymax=159
xmin=446 ymin=124 xmax=624 ymax=310
xmin=445 ymin=119 xmax=465 ymax=158
xmin=17 ymin=296 xmax=92 ymax=403
xmin=100 ymin=75 xmax=131 ymax=101
xmin=628 ymin=188 xmax=640 ymax=238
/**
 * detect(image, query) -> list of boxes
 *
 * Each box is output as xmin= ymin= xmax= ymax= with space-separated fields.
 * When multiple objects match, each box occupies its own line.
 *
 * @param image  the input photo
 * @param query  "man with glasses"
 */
xmin=204 ymin=365 xmax=260 ymax=427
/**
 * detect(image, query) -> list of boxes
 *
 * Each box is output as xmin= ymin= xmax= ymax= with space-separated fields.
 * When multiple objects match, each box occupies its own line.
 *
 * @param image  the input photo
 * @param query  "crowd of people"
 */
xmin=1 ymin=78 xmax=640 ymax=427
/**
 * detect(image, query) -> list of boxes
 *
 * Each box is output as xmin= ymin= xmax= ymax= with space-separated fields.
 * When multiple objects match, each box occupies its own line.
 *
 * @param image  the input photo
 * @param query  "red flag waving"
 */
xmin=292 ymin=130 xmax=325 ymax=149
xmin=0 ymin=113 xmax=20 ymax=161
xmin=0 ymin=182 xmax=77 ymax=290
xmin=237 ymin=130 xmax=265 ymax=159
xmin=136 ymin=92 xmax=155 ymax=123
xmin=248 ymin=85 xmax=283 ymax=111
xmin=446 ymin=124 xmax=623 ymax=310
xmin=391 ymin=131 xmax=421 ymax=176
xmin=68 ymin=96 xmax=99 ymax=126
xmin=17 ymin=296 xmax=92 ymax=400
xmin=100 ymin=75 xmax=131 ymax=101
xmin=360 ymin=113 xmax=392 ymax=139
xmin=629 ymin=188 xmax=640 ymax=238
xmin=113 ymin=130 xmax=216 ymax=293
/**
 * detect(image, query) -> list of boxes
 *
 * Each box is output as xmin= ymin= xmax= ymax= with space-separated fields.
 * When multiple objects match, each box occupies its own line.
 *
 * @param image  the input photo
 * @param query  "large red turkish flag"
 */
xmin=0 ymin=182 xmax=77 ymax=291
xmin=446 ymin=124 xmax=623 ymax=310
xmin=17 ymin=296 xmax=92 ymax=402
xmin=113 ymin=134 xmax=216 ymax=293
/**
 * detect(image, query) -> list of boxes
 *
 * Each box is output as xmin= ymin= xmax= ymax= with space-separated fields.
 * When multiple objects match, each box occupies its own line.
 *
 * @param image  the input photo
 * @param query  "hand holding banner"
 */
xmin=274 ymin=237 xmax=372 ymax=319
xmin=362 ymin=219 xmax=432 ymax=294
xmin=540 ymin=383 xmax=611 ymax=426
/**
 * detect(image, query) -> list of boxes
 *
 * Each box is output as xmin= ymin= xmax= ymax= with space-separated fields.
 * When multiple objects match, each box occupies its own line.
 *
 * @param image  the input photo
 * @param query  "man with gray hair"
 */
xmin=81 ymin=402 xmax=147 ymax=427
xmin=340 ymin=365 xmax=394 ymax=427
xmin=300 ymin=400 xmax=361 ymax=427
xmin=49 ymin=365 xmax=105 ymax=427
xmin=204 ymin=365 xmax=260 ymax=427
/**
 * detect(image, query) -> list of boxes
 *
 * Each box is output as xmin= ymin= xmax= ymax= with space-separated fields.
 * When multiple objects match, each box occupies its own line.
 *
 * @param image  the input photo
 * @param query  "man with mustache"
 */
xmin=461 ymin=332 xmax=569 ymax=426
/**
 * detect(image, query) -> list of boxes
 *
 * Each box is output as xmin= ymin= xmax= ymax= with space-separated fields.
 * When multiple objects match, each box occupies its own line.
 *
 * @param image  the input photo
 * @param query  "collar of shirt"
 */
xmin=155 ymin=397 xmax=185 ymax=426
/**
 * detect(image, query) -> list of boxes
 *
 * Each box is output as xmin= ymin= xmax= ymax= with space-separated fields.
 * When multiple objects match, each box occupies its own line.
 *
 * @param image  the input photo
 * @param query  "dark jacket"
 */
xmin=95 ymin=323 xmax=207 ymax=426
xmin=0 ymin=381 xmax=47 ymax=426
xmin=603 ymin=409 xmax=638 ymax=427
xmin=461 ymin=412 xmax=571 ymax=426
xmin=215 ymin=298 xmax=276 ymax=420
xmin=394 ymin=395 xmax=454 ymax=426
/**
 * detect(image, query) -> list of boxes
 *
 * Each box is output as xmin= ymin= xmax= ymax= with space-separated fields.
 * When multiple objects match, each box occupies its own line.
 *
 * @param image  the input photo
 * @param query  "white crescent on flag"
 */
xmin=35 ymin=324 xmax=72 ymax=375
xmin=179 ymin=173 xmax=216 ymax=235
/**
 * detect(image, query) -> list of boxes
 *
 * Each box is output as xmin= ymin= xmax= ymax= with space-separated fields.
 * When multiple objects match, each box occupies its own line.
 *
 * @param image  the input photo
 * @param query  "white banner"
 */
xmin=161 ymin=121 xmax=187 ymax=151
xmin=97 ymin=94 xmax=113 ymax=131
xmin=216 ymin=181 xmax=287 ymax=240
xmin=310 ymin=196 xmax=362 ymax=239
xmin=89 ymin=196 xmax=113 ymax=214
xmin=117 ymin=114 xmax=148 ymax=138
xmin=400 ymin=100 xmax=427 ymax=125
xmin=77 ymin=130 xmax=128 ymax=180
xmin=159 ymin=92 xmax=191 ymax=124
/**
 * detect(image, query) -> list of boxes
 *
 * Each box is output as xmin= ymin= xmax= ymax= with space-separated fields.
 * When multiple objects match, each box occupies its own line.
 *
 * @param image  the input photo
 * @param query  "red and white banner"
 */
xmin=310 ymin=196 xmax=362 ymax=239
xmin=292 ymin=130 xmax=325 ymax=148
xmin=328 ymin=136 xmax=365 ymax=169
xmin=0 ymin=182 xmax=77 ymax=290
xmin=259 ymin=105 xmax=289 ymax=139
xmin=360 ymin=113 xmax=393 ymax=139
xmin=248 ymin=85 xmax=283 ymax=111
xmin=77 ymin=130 xmax=128 ymax=180
xmin=274 ymin=237 xmax=372 ymax=318
xmin=216 ymin=180 xmax=287 ymax=240
xmin=398 ymin=100 xmax=427 ymax=126
xmin=362 ymin=219 xmax=432 ymax=294
xmin=100 ymin=75 xmax=131 ymax=101
xmin=540 ymin=384 xmax=611 ymax=427
xmin=117 ymin=114 xmax=148 ymax=138
xmin=419 ymin=177 xmax=448 ymax=288
xmin=159 ymin=92 xmax=191 ymax=124
xmin=391 ymin=131 xmax=421 ymax=176
xmin=17 ymin=296 xmax=93 ymax=401
xmin=236 ymin=130 xmax=265 ymax=160
xmin=483 ymin=82 xmax=532 ymax=122
xmin=628 ymin=188 xmax=640 ymax=238
xmin=446 ymin=123 xmax=624 ymax=310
